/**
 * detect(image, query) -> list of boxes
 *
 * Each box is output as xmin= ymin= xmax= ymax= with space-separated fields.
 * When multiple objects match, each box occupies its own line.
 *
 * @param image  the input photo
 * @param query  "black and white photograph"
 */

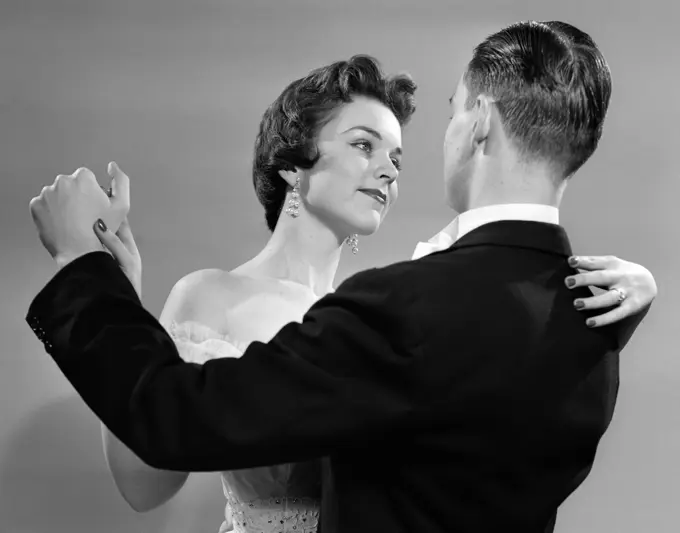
xmin=0 ymin=1 xmax=675 ymax=532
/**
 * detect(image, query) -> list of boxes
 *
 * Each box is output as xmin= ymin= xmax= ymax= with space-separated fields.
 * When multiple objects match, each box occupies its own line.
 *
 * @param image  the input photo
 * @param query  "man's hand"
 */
xmin=29 ymin=162 xmax=130 ymax=269
xmin=94 ymin=217 xmax=142 ymax=299
xmin=565 ymin=255 xmax=657 ymax=328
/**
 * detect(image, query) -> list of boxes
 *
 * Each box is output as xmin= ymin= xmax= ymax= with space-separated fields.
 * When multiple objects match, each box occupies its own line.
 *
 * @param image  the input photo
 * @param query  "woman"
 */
xmin=100 ymin=55 xmax=656 ymax=533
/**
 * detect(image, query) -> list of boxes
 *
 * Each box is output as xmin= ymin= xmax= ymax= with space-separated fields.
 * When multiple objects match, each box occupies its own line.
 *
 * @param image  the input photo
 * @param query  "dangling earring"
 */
xmin=346 ymin=234 xmax=359 ymax=254
xmin=285 ymin=175 xmax=301 ymax=218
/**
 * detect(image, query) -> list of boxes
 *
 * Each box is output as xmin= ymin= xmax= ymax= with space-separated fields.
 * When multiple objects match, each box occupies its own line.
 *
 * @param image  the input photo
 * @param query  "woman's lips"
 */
xmin=359 ymin=189 xmax=387 ymax=204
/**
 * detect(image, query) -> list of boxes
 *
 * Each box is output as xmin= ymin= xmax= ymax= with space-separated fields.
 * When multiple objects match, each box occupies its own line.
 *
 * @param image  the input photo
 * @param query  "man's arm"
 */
xmin=27 ymin=252 xmax=423 ymax=472
xmin=612 ymin=304 xmax=651 ymax=351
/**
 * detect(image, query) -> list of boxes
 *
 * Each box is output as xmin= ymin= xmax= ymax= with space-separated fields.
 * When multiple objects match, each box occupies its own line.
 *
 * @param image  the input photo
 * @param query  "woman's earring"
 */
xmin=285 ymin=175 xmax=301 ymax=218
xmin=346 ymin=234 xmax=359 ymax=254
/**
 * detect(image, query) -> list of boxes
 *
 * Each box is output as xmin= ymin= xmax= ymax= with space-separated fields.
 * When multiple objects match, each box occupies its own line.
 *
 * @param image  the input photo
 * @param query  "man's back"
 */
xmin=26 ymin=220 xmax=639 ymax=533
xmin=323 ymin=220 xmax=621 ymax=533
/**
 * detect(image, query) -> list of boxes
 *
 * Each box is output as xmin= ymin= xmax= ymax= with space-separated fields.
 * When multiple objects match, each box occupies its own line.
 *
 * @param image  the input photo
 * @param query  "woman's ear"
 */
xmin=278 ymin=167 xmax=299 ymax=188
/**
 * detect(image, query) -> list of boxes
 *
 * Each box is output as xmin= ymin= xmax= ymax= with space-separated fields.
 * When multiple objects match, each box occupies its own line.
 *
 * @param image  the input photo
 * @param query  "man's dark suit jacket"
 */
xmin=26 ymin=221 xmax=642 ymax=532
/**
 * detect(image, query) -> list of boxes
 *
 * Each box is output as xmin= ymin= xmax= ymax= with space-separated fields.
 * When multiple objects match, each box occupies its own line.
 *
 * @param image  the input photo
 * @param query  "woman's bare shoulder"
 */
xmin=159 ymin=268 xmax=250 ymax=326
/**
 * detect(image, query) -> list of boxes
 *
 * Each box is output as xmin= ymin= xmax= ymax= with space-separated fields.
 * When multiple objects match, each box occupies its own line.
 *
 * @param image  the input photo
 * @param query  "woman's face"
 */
xmin=302 ymin=96 xmax=403 ymax=237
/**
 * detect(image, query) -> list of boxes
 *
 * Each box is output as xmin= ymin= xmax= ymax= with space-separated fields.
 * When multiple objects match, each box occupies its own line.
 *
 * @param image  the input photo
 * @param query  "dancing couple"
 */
xmin=26 ymin=20 xmax=656 ymax=533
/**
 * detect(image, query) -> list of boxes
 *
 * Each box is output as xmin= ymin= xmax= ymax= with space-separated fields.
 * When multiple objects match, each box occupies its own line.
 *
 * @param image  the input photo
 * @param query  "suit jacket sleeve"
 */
xmin=26 ymin=252 xmax=424 ymax=471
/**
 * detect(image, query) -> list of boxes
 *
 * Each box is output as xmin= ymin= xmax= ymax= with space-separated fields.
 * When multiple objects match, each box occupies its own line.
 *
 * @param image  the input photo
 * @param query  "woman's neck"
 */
xmin=237 ymin=213 xmax=344 ymax=298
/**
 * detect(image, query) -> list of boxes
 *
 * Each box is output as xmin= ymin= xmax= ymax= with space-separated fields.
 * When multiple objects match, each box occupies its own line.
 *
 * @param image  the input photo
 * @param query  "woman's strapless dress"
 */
xmin=167 ymin=321 xmax=321 ymax=533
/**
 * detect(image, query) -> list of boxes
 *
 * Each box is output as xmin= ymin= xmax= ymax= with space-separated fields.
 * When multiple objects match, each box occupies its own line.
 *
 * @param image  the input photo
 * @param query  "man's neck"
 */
xmin=465 ymin=157 xmax=568 ymax=211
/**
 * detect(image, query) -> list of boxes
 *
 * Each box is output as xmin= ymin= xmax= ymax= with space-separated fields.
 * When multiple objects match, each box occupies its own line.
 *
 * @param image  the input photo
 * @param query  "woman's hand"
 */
xmin=94 ymin=217 xmax=142 ymax=300
xmin=565 ymin=255 xmax=656 ymax=328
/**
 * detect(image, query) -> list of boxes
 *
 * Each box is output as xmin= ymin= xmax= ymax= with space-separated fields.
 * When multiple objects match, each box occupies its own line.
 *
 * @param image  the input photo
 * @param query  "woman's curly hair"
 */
xmin=252 ymin=54 xmax=417 ymax=231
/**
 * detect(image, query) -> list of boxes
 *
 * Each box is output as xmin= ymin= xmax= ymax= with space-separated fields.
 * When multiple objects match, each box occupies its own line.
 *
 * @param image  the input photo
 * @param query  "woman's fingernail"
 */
xmin=568 ymin=256 xmax=579 ymax=267
xmin=574 ymin=300 xmax=584 ymax=310
xmin=586 ymin=319 xmax=595 ymax=327
xmin=96 ymin=219 xmax=108 ymax=232
xmin=566 ymin=277 xmax=575 ymax=288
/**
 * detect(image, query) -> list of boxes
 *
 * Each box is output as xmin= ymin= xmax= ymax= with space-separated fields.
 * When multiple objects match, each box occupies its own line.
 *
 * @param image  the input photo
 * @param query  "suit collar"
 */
xmin=457 ymin=204 xmax=560 ymax=242
xmin=447 ymin=220 xmax=572 ymax=258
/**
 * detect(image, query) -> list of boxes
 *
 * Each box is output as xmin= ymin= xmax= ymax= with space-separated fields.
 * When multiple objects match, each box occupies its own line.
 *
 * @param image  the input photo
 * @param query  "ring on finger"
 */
xmin=611 ymin=287 xmax=627 ymax=304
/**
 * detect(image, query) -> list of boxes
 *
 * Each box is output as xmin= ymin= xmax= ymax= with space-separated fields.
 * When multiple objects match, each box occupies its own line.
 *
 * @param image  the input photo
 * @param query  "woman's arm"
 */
xmin=101 ymin=425 xmax=189 ymax=512
xmin=100 ymin=271 xmax=211 ymax=511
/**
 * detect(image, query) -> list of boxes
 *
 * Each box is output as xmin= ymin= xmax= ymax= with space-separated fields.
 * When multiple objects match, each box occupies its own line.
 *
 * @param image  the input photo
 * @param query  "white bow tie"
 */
xmin=411 ymin=218 xmax=459 ymax=260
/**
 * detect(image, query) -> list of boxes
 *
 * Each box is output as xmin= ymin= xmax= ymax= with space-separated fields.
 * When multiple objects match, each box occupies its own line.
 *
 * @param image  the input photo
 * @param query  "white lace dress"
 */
xmin=167 ymin=321 xmax=321 ymax=533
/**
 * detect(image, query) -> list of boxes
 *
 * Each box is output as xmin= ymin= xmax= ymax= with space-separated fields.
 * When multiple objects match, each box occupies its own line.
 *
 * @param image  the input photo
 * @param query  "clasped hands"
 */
xmin=28 ymin=162 xmax=142 ymax=298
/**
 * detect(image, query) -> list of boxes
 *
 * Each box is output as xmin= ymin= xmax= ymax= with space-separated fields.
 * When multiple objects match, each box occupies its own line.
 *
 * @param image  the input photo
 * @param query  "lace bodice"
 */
xmin=167 ymin=321 xmax=321 ymax=533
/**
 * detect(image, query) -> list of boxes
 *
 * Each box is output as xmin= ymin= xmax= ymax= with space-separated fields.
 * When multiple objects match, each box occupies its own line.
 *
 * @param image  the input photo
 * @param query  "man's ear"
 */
xmin=472 ymin=94 xmax=492 ymax=146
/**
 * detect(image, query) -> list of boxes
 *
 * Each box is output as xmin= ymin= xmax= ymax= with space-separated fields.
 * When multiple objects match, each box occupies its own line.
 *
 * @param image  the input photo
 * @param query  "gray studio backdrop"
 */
xmin=0 ymin=1 xmax=676 ymax=532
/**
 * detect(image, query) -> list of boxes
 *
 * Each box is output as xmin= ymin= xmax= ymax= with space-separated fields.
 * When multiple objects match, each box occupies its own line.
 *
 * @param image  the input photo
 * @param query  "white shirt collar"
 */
xmin=457 ymin=203 xmax=559 ymax=241
xmin=412 ymin=203 xmax=559 ymax=260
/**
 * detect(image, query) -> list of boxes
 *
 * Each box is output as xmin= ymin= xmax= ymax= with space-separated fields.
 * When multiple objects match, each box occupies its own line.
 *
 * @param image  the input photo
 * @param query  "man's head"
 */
xmin=443 ymin=21 xmax=612 ymax=213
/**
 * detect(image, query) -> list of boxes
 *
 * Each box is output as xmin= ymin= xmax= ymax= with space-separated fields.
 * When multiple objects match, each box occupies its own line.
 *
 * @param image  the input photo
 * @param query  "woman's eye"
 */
xmin=391 ymin=159 xmax=402 ymax=171
xmin=353 ymin=140 xmax=373 ymax=152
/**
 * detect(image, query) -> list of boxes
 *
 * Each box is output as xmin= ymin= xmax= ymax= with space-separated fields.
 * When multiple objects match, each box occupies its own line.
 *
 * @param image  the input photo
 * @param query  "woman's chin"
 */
xmin=351 ymin=212 xmax=382 ymax=236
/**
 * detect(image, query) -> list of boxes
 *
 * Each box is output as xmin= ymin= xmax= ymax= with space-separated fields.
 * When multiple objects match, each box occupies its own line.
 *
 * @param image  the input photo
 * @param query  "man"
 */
xmin=26 ymin=21 xmax=655 ymax=532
